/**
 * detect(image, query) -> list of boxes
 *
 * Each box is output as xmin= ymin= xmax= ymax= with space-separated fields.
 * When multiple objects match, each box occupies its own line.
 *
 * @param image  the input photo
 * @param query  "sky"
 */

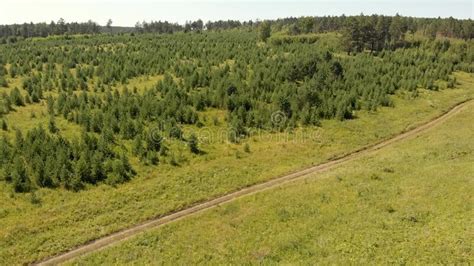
xmin=0 ymin=0 xmax=472 ymax=27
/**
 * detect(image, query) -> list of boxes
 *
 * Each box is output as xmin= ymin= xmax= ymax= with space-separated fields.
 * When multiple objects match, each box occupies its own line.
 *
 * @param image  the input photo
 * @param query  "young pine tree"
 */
xmin=1 ymin=119 xmax=7 ymax=131
xmin=48 ymin=116 xmax=59 ymax=133
xmin=12 ymin=157 xmax=31 ymax=193
xmin=132 ymin=134 xmax=145 ymax=158
xmin=188 ymin=133 xmax=200 ymax=154
xmin=10 ymin=87 xmax=24 ymax=106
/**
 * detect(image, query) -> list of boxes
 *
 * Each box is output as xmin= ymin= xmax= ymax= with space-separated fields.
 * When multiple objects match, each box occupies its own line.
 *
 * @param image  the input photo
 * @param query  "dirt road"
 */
xmin=35 ymin=99 xmax=473 ymax=265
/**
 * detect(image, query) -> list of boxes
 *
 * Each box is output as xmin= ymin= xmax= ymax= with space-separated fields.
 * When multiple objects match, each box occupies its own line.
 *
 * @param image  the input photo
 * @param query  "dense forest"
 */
xmin=0 ymin=15 xmax=472 ymax=193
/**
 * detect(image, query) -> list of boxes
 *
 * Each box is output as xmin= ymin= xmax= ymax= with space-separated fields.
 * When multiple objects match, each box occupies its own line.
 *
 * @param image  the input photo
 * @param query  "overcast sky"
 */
xmin=0 ymin=0 xmax=472 ymax=26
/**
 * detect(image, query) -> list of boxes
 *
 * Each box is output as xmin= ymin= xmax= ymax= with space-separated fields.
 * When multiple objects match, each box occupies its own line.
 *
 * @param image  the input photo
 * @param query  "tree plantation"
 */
xmin=1 ymin=9 xmax=474 ymax=265
xmin=0 ymin=15 xmax=472 ymax=194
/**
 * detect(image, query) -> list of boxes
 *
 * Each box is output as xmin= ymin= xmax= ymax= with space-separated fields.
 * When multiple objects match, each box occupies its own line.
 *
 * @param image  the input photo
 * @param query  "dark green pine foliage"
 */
xmin=0 ymin=126 xmax=135 ymax=192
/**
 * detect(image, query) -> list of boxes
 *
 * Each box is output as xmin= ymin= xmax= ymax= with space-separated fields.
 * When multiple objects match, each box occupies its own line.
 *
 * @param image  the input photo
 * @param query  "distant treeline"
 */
xmin=274 ymin=15 xmax=473 ymax=40
xmin=0 ymin=18 xmax=250 ymax=40
xmin=272 ymin=15 xmax=474 ymax=53
xmin=339 ymin=15 xmax=473 ymax=53
xmin=0 ymin=19 xmax=101 ymax=40
xmin=0 ymin=15 xmax=472 ymax=41
xmin=133 ymin=19 xmax=253 ymax=33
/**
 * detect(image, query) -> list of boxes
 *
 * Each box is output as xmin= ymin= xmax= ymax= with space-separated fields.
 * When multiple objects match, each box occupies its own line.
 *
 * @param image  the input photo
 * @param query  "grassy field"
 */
xmin=0 ymin=72 xmax=473 ymax=264
xmin=70 ymin=83 xmax=474 ymax=265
